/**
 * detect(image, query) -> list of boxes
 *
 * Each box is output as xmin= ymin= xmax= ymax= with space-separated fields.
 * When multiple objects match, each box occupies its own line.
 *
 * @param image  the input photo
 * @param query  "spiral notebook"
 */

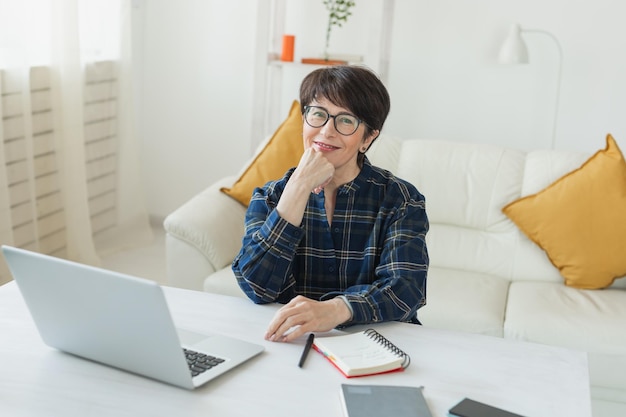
xmin=312 ymin=329 xmax=410 ymax=377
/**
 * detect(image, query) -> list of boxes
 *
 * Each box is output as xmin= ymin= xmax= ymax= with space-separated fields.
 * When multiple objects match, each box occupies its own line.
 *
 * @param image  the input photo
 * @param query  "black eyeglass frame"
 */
xmin=303 ymin=105 xmax=368 ymax=136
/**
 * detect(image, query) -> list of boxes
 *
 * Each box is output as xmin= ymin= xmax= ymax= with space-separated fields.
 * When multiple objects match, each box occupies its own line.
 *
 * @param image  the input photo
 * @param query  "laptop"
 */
xmin=1 ymin=245 xmax=264 ymax=390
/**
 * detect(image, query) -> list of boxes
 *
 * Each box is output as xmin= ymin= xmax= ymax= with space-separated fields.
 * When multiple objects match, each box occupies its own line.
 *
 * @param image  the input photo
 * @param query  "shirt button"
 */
xmin=333 ymin=227 xmax=340 ymax=233
xmin=328 ymin=266 xmax=335 ymax=272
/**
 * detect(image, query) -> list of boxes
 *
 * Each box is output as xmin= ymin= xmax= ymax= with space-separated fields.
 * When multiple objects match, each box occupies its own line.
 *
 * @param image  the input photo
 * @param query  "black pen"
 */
xmin=298 ymin=333 xmax=315 ymax=368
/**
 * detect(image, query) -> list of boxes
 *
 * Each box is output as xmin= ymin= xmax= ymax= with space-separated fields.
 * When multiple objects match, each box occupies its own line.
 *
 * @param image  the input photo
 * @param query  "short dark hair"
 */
xmin=299 ymin=65 xmax=390 ymax=141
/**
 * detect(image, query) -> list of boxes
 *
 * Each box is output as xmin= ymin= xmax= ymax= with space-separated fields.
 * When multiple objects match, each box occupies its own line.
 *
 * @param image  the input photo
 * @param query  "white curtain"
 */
xmin=0 ymin=0 xmax=152 ymax=285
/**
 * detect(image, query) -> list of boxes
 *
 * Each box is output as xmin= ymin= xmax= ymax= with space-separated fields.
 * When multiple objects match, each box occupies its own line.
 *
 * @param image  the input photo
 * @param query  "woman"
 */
xmin=232 ymin=65 xmax=429 ymax=343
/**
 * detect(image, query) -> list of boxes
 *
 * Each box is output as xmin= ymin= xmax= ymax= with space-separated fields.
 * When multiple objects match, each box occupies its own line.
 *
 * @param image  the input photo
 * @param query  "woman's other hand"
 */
xmin=264 ymin=295 xmax=351 ymax=342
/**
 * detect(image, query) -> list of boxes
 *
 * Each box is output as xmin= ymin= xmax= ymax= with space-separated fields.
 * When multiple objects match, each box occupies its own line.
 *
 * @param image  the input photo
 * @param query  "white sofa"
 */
xmin=164 ymin=136 xmax=626 ymax=417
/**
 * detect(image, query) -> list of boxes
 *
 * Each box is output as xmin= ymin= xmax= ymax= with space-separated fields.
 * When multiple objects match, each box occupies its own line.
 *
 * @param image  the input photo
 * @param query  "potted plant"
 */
xmin=323 ymin=0 xmax=356 ymax=61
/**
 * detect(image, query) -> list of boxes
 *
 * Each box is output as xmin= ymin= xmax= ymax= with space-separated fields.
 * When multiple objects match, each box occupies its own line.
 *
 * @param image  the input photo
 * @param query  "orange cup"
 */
xmin=281 ymin=35 xmax=295 ymax=62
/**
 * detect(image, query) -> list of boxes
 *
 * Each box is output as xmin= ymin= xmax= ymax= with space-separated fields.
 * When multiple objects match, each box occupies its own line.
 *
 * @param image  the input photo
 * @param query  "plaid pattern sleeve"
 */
xmin=232 ymin=158 xmax=429 ymax=325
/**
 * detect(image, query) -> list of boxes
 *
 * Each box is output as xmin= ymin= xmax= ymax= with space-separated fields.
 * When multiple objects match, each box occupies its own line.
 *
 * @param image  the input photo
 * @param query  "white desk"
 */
xmin=0 ymin=281 xmax=591 ymax=417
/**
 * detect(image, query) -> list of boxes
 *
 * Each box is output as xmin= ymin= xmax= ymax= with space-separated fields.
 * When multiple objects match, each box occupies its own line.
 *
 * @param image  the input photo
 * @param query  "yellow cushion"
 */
xmin=221 ymin=100 xmax=304 ymax=206
xmin=503 ymin=134 xmax=626 ymax=289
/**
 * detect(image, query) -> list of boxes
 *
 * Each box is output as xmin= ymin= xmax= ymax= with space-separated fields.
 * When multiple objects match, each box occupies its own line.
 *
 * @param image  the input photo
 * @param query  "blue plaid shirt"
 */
xmin=232 ymin=157 xmax=429 ymax=326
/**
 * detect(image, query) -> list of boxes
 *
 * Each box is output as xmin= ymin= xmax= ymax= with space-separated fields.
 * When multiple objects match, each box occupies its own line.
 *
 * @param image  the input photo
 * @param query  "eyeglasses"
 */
xmin=303 ymin=106 xmax=364 ymax=136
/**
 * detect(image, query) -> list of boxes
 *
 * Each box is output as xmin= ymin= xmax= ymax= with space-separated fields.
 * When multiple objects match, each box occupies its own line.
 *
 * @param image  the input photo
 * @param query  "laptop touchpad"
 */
xmin=177 ymin=328 xmax=213 ymax=346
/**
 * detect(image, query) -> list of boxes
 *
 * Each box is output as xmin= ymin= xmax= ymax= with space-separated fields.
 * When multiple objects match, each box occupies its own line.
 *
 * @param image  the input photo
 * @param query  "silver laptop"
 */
xmin=1 ymin=245 xmax=264 ymax=390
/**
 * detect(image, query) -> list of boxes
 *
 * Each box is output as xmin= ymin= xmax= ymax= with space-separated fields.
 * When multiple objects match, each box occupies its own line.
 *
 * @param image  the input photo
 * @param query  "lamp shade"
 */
xmin=498 ymin=24 xmax=529 ymax=64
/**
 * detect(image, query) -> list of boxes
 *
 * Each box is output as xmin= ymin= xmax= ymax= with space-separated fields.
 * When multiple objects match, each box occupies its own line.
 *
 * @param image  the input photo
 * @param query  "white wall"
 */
xmin=133 ymin=0 xmax=260 ymax=220
xmin=385 ymin=0 xmax=626 ymax=153
xmin=134 ymin=0 xmax=626 ymax=219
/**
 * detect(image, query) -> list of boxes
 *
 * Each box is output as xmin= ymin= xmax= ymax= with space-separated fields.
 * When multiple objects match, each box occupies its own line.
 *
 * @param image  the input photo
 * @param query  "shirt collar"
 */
xmin=337 ymin=157 xmax=372 ymax=195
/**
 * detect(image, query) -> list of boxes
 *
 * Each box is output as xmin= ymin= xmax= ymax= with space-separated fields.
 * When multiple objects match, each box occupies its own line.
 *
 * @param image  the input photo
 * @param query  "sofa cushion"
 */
xmin=366 ymin=134 xmax=402 ymax=173
xmin=221 ymin=100 xmax=304 ymax=206
xmin=394 ymin=140 xmax=539 ymax=282
xmin=395 ymin=139 xmax=525 ymax=231
xmin=502 ymin=134 xmax=626 ymax=289
xmin=163 ymin=176 xmax=247 ymax=291
xmin=203 ymin=266 xmax=246 ymax=298
xmin=505 ymin=281 xmax=626 ymax=390
xmin=418 ymin=266 xmax=509 ymax=337
xmin=505 ymin=281 xmax=626 ymax=354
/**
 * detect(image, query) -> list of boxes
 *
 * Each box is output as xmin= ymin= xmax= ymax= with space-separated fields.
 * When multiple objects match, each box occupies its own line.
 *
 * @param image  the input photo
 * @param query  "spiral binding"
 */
xmin=363 ymin=328 xmax=411 ymax=369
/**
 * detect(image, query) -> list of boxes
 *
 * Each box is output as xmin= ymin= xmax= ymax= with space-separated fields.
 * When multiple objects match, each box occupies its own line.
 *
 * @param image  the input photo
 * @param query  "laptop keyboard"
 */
xmin=183 ymin=348 xmax=226 ymax=377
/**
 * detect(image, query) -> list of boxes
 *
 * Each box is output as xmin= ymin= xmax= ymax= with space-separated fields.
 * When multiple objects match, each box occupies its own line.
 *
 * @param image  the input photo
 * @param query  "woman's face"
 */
xmin=302 ymin=98 xmax=376 ymax=177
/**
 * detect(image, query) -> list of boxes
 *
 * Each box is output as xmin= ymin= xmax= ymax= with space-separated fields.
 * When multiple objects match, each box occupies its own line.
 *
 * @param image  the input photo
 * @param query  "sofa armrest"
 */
xmin=163 ymin=176 xmax=246 ymax=291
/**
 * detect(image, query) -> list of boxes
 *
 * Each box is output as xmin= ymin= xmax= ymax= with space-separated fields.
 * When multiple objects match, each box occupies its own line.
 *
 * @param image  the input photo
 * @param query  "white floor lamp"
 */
xmin=498 ymin=23 xmax=563 ymax=149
